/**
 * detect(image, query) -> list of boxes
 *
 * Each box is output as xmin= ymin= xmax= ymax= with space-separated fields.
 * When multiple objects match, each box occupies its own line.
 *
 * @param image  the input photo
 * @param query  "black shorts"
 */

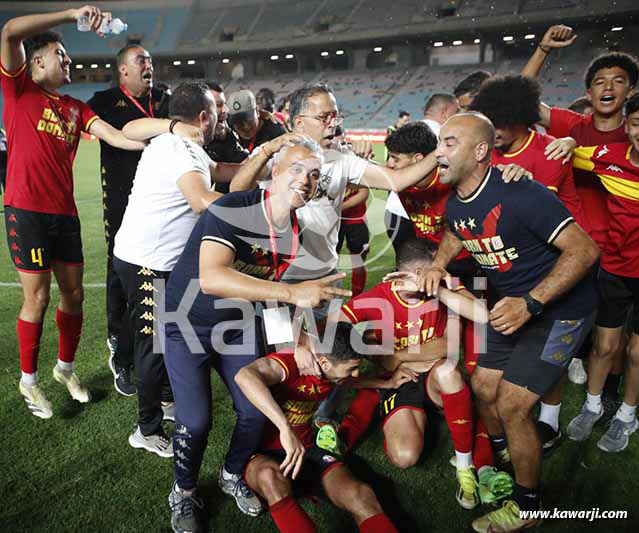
xmin=480 ymin=314 xmax=594 ymax=396
xmin=337 ymin=222 xmax=370 ymax=256
xmin=257 ymin=445 xmax=344 ymax=483
xmin=4 ymin=206 xmax=83 ymax=272
xmin=379 ymin=370 xmax=439 ymax=426
xmin=596 ymin=268 xmax=639 ymax=335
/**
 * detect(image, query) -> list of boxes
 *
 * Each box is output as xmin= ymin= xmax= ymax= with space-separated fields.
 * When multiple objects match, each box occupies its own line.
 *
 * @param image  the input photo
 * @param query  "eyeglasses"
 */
xmin=298 ymin=112 xmax=344 ymax=125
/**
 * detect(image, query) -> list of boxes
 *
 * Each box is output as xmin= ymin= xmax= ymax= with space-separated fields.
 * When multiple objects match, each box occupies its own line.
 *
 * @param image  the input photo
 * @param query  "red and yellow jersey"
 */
xmin=341 ymin=185 xmax=367 ymax=224
xmin=398 ymin=168 xmax=470 ymax=259
xmin=341 ymin=281 xmax=449 ymax=352
xmin=261 ymin=351 xmax=333 ymax=450
xmin=1 ymin=62 xmax=98 ymax=216
xmin=549 ymin=108 xmax=628 ymax=250
xmin=491 ymin=130 xmax=589 ymax=233
xmin=573 ymin=143 xmax=639 ymax=278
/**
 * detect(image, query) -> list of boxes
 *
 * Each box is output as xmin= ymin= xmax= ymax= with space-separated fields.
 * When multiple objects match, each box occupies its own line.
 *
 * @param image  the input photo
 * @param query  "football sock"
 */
xmin=56 ymin=309 xmax=82 ymax=363
xmin=441 ymin=385 xmax=474 ymax=454
xmin=339 ymin=388 xmax=380 ymax=450
xmin=270 ymin=496 xmax=316 ymax=533
xmin=359 ymin=513 xmax=398 ymax=533
xmin=538 ymin=402 xmax=561 ymax=432
xmin=513 ymin=483 xmax=540 ymax=512
xmin=20 ymin=371 xmax=38 ymax=387
xmin=585 ymin=392 xmax=602 ymax=413
xmin=472 ymin=419 xmax=494 ymax=469
xmin=17 ymin=318 xmax=43 ymax=374
xmin=489 ymin=434 xmax=508 ymax=453
xmin=56 ymin=360 xmax=74 ymax=372
xmin=351 ymin=267 xmax=367 ymax=297
xmin=463 ymin=319 xmax=479 ymax=375
xmin=615 ymin=402 xmax=637 ymax=424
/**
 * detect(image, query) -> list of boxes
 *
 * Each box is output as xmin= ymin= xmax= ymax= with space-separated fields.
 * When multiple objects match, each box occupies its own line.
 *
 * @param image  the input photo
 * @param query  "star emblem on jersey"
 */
xmin=458 ymin=219 xmax=467 ymax=230
xmin=454 ymin=220 xmax=459 ymax=231
xmin=251 ymin=243 xmax=263 ymax=255
xmin=467 ymin=217 xmax=477 ymax=229
xmin=297 ymin=384 xmax=306 ymax=393
xmin=395 ymin=322 xmax=403 ymax=330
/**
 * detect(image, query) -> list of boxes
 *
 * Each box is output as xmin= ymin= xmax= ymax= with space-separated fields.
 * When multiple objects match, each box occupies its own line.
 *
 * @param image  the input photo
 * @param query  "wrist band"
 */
xmin=538 ymin=44 xmax=551 ymax=54
xmin=169 ymin=119 xmax=179 ymax=134
xmin=262 ymin=144 xmax=273 ymax=158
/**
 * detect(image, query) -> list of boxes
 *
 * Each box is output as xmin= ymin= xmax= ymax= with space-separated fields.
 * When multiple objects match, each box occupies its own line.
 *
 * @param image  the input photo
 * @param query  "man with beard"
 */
xmin=406 ymin=112 xmax=599 ymax=532
xmin=88 ymin=45 xmax=170 ymax=396
xmin=113 ymin=82 xmax=237 ymax=458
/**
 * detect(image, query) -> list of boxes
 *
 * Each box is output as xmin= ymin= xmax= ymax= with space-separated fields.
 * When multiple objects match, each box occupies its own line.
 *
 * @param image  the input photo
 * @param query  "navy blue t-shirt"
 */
xmin=165 ymin=189 xmax=300 ymax=328
xmin=446 ymin=167 xmax=596 ymax=319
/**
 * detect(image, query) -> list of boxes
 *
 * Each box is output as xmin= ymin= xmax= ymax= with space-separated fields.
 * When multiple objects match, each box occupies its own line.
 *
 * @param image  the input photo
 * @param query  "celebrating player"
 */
xmin=1 ymin=6 xmax=146 ymax=418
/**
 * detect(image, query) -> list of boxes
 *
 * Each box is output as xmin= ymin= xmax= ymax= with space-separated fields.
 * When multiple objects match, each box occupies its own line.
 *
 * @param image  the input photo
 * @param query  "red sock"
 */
xmin=360 ymin=513 xmax=398 ymax=533
xmin=463 ymin=319 xmax=479 ymax=375
xmin=56 ymin=309 xmax=83 ymax=363
xmin=339 ymin=388 xmax=380 ymax=450
xmin=351 ymin=267 xmax=367 ymax=297
xmin=270 ymin=496 xmax=316 ymax=533
xmin=441 ymin=385 xmax=474 ymax=454
xmin=17 ymin=319 xmax=43 ymax=374
xmin=473 ymin=418 xmax=494 ymax=469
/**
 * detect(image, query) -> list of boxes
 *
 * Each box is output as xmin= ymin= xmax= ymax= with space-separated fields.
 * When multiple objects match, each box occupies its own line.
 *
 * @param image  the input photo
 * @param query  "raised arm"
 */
xmin=1 ymin=6 xmax=107 ymax=72
xmin=358 ymin=151 xmax=438 ymax=191
xmin=89 ymin=119 xmax=146 ymax=151
xmin=438 ymin=286 xmax=488 ymax=324
xmin=235 ymin=358 xmax=305 ymax=478
xmin=521 ymin=25 xmax=576 ymax=128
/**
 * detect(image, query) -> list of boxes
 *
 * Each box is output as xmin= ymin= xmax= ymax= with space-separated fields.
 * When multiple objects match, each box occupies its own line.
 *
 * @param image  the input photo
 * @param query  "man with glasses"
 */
xmin=227 ymin=89 xmax=286 ymax=153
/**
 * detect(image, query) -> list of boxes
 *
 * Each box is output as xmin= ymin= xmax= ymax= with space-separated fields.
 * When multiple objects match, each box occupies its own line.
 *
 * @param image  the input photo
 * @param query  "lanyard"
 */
xmin=119 ymin=85 xmax=154 ymax=118
xmin=264 ymin=190 xmax=299 ymax=281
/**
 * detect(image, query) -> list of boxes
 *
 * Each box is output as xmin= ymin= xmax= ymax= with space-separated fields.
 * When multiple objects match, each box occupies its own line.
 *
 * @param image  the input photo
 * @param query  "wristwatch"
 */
xmin=523 ymin=293 xmax=543 ymax=316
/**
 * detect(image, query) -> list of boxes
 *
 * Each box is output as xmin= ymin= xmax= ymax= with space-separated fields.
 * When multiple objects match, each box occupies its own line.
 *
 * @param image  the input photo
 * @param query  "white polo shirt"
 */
xmin=114 ymin=133 xmax=212 ymax=271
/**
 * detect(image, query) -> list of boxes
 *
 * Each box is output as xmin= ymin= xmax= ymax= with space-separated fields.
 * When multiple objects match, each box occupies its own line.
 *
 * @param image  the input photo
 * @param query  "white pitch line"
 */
xmin=0 ymin=282 xmax=106 ymax=288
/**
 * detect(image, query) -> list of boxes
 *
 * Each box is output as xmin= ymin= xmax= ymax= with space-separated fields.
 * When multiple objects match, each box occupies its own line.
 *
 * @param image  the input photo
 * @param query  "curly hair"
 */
xmin=585 ymin=52 xmax=639 ymax=89
xmin=470 ymin=75 xmax=541 ymax=129
xmin=385 ymin=121 xmax=437 ymax=155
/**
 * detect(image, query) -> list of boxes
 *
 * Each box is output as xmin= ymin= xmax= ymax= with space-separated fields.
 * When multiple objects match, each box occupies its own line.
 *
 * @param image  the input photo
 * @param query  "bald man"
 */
xmin=404 ymin=113 xmax=599 ymax=531
xmin=89 ymin=45 xmax=170 ymax=395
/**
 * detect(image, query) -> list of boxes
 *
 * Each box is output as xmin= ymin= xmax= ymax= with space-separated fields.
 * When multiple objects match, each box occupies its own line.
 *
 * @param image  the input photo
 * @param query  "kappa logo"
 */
xmin=8 ymin=213 xmax=16 ymax=223
xmin=597 ymin=145 xmax=609 ymax=158
xmin=141 ymin=296 xmax=157 ymax=307
xmin=606 ymin=164 xmax=623 ymax=173
xmin=11 ymin=242 xmax=20 ymax=252
xmin=137 ymin=267 xmax=156 ymax=277
xmin=9 ymin=228 xmax=17 ymax=237
xmin=116 ymin=99 xmax=128 ymax=108
xmin=452 ymin=419 xmax=470 ymax=425
xmin=139 ymin=281 xmax=157 ymax=292
xmin=139 ymin=325 xmax=154 ymax=335
xmin=139 ymin=311 xmax=154 ymax=322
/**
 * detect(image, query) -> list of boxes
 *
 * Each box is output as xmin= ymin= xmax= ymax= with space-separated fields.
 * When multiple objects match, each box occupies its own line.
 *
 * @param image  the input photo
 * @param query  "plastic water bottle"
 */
xmin=77 ymin=16 xmax=127 ymax=34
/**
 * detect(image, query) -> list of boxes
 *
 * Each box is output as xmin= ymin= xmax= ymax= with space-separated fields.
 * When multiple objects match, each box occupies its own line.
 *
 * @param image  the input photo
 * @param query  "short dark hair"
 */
xmin=399 ymin=110 xmax=410 ymax=118
xmin=424 ymin=93 xmax=456 ymax=115
xmin=256 ymin=87 xmax=275 ymax=112
xmin=453 ymin=70 xmax=491 ymax=98
xmin=318 ymin=322 xmax=365 ymax=362
xmin=568 ymin=96 xmax=593 ymax=114
xmin=584 ymin=52 xmax=639 ymax=89
xmin=289 ymin=83 xmax=334 ymax=125
xmin=116 ymin=44 xmax=146 ymax=67
xmin=25 ymin=31 xmax=64 ymax=66
xmin=334 ymin=125 xmax=344 ymax=137
xmin=206 ymin=81 xmax=224 ymax=93
xmin=625 ymin=93 xmax=639 ymax=116
xmin=385 ymin=121 xmax=438 ymax=156
xmin=169 ymin=82 xmax=212 ymax=121
xmin=470 ymin=75 xmax=541 ymax=129
xmin=397 ymin=238 xmax=437 ymax=270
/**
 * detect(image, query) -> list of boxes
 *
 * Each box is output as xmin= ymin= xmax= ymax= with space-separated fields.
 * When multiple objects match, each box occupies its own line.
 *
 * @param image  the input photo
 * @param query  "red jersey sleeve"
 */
xmin=549 ymin=107 xmax=584 ymax=139
xmin=0 ymin=61 xmax=29 ymax=100
xmin=78 ymin=99 xmax=99 ymax=132
xmin=341 ymin=283 xmax=387 ymax=324
xmin=266 ymin=351 xmax=300 ymax=383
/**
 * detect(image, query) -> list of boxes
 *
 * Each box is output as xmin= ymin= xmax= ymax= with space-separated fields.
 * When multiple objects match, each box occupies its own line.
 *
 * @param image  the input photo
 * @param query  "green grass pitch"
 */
xmin=1 ymin=141 xmax=638 ymax=532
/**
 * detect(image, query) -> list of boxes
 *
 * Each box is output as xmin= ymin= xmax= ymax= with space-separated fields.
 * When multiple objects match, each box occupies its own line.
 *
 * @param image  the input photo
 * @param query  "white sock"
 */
xmin=615 ymin=402 xmax=637 ymax=424
xmin=585 ymin=392 xmax=602 ymax=413
xmin=56 ymin=360 xmax=74 ymax=372
xmin=21 ymin=371 xmax=38 ymax=387
xmin=538 ymin=402 xmax=561 ymax=432
xmin=222 ymin=465 xmax=237 ymax=480
xmin=455 ymin=450 xmax=473 ymax=469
